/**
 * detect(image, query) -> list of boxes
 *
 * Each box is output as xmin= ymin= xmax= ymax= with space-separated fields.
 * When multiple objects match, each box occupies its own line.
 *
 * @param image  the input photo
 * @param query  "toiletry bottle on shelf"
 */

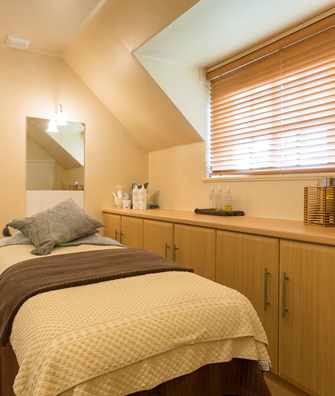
xmin=223 ymin=188 xmax=233 ymax=211
xmin=133 ymin=184 xmax=148 ymax=209
xmin=216 ymin=186 xmax=223 ymax=210
xmin=132 ymin=185 xmax=140 ymax=209
xmin=209 ymin=186 xmax=216 ymax=209
xmin=139 ymin=185 xmax=147 ymax=210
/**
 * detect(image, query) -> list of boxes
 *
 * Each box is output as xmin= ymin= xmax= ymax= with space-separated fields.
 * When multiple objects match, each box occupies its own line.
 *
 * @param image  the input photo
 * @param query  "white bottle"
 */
xmin=223 ymin=188 xmax=233 ymax=211
xmin=215 ymin=186 xmax=223 ymax=210
xmin=132 ymin=185 xmax=140 ymax=209
xmin=138 ymin=185 xmax=147 ymax=210
xmin=133 ymin=184 xmax=148 ymax=209
xmin=209 ymin=186 xmax=216 ymax=208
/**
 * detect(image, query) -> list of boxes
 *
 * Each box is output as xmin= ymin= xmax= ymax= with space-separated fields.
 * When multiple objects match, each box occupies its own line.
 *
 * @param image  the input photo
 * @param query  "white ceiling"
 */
xmin=0 ymin=0 xmax=104 ymax=56
xmin=137 ymin=0 xmax=335 ymax=68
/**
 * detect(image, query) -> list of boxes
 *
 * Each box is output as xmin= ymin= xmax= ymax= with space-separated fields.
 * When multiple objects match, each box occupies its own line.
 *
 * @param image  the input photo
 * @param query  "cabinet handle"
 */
xmin=165 ymin=243 xmax=171 ymax=259
xmin=282 ymin=272 xmax=289 ymax=318
xmin=114 ymin=230 xmax=119 ymax=241
xmin=263 ymin=268 xmax=271 ymax=311
xmin=120 ymin=232 xmax=124 ymax=244
xmin=173 ymin=244 xmax=179 ymax=261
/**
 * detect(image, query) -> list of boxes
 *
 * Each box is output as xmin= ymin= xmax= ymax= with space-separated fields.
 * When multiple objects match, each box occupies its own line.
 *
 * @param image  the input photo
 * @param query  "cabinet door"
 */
xmin=121 ymin=216 xmax=143 ymax=248
xmin=103 ymin=214 xmax=121 ymax=241
xmin=279 ymin=240 xmax=335 ymax=396
xmin=174 ymin=224 xmax=215 ymax=280
xmin=143 ymin=220 xmax=173 ymax=260
xmin=216 ymin=230 xmax=279 ymax=373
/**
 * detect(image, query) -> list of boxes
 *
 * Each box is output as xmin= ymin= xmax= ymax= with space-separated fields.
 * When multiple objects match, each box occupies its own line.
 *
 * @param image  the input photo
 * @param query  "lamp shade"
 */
xmin=47 ymin=117 xmax=59 ymax=133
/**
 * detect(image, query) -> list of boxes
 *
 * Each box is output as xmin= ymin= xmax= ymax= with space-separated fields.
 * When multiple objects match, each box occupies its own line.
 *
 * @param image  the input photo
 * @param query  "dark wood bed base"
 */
xmin=0 ymin=344 xmax=270 ymax=396
xmin=0 ymin=345 xmax=17 ymax=396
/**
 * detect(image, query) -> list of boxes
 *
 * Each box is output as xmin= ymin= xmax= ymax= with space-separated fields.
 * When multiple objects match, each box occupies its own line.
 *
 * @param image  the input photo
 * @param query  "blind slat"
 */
xmin=211 ymin=136 xmax=335 ymax=155
xmin=211 ymin=106 xmax=335 ymax=138
xmin=211 ymin=51 xmax=335 ymax=94
xmin=211 ymin=64 xmax=335 ymax=110
xmin=212 ymin=95 xmax=335 ymax=131
xmin=211 ymin=118 xmax=335 ymax=148
xmin=211 ymin=165 xmax=335 ymax=175
xmin=212 ymin=93 xmax=335 ymax=129
xmin=211 ymin=147 xmax=335 ymax=165
xmin=212 ymin=151 xmax=335 ymax=167
xmin=211 ymin=81 xmax=335 ymax=121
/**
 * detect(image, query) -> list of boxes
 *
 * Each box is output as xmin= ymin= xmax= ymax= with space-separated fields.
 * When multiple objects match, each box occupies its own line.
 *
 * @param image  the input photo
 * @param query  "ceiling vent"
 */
xmin=5 ymin=35 xmax=31 ymax=50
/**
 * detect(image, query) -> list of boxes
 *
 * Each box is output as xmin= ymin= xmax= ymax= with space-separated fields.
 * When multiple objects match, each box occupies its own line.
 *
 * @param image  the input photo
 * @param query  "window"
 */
xmin=208 ymin=14 xmax=335 ymax=176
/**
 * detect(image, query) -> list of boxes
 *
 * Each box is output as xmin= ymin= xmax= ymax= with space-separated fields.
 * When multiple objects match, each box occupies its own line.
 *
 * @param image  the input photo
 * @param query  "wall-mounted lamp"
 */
xmin=47 ymin=104 xmax=68 ymax=133
xmin=47 ymin=116 xmax=59 ymax=133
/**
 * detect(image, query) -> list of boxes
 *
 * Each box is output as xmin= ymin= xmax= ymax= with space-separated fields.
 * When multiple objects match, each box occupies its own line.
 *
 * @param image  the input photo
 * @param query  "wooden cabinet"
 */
xmin=216 ymin=230 xmax=279 ymax=373
xmin=279 ymin=241 xmax=335 ymax=396
xmin=103 ymin=213 xmax=121 ymax=241
xmin=174 ymin=224 xmax=215 ymax=280
xmin=103 ymin=209 xmax=335 ymax=396
xmin=104 ymin=214 xmax=143 ymax=248
xmin=143 ymin=220 xmax=173 ymax=260
xmin=120 ymin=216 xmax=143 ymax=248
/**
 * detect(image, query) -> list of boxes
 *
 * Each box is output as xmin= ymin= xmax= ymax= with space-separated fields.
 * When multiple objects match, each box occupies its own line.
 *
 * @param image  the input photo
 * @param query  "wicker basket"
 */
xmin=304 ymin=186 xmax=335 ymax=226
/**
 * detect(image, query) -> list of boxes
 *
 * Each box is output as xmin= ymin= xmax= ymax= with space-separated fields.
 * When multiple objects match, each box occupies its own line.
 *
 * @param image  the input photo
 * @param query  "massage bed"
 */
xmin=0 ymin=243 xmax=271 ymax=396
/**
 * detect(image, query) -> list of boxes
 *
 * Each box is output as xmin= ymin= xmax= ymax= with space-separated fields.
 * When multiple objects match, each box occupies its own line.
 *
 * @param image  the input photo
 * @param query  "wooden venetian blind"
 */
xmin=209 ymin=14 xmax=335 ymax=175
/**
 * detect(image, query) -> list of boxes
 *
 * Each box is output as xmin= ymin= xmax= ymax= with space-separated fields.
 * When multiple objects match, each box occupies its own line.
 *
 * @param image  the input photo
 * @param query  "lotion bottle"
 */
xmin=223 ymin=188 xmax=233 ymax=211
xmin=209 ymin=186 xmax=216 ymax=209
xmin=215 ymin=186 xmax=223 ymax=210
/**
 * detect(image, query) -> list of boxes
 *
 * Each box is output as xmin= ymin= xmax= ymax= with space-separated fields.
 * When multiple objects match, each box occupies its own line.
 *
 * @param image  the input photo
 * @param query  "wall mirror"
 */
xmin=26 ymin=117 xmax=85 ymax=191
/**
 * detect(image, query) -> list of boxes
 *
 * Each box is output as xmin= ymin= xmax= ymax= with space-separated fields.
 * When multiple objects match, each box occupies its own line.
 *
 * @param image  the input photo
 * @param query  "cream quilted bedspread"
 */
xmin=0 ymin=244 xmax=270 ymax=396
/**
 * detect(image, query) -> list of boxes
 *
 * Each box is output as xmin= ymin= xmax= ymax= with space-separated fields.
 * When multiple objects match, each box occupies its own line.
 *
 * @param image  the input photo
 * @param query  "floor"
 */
xmin=265 ymin=374 xmax=310 ymax=396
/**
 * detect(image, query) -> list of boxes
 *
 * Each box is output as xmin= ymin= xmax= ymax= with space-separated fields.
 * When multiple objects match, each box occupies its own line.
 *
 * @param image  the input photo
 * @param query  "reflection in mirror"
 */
xmin=26 ymin=117 xmax=85 ymax=191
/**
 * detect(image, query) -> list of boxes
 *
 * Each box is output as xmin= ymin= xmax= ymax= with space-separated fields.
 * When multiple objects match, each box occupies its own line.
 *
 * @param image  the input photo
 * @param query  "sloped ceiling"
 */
xmin=0 ymin=0 xmax=103 ymax=56
xmin=136 ymin=0 xmax=335 ymax=68
xmin=64 ymin=0 xmax=202 ymax=152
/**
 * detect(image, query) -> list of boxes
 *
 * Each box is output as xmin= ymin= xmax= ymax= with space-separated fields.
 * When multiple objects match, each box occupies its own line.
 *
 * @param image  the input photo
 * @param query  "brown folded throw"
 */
xmin=0 ymin=248 xmax=193 ymax=345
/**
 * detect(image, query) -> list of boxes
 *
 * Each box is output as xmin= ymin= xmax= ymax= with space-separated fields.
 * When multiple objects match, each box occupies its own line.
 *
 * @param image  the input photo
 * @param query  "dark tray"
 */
xmin=194 ymin=208 xmax=245 ymax=216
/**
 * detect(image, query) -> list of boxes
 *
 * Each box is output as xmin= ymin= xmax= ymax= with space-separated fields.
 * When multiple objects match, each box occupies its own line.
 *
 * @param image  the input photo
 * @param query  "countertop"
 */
xmin=103 ymin=208 xmax=335 ymax=247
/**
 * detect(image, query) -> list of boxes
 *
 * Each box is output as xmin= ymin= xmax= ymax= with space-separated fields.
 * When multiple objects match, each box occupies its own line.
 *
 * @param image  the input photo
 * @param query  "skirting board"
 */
xmin=265 ymin=373 xmax=310 ymax=396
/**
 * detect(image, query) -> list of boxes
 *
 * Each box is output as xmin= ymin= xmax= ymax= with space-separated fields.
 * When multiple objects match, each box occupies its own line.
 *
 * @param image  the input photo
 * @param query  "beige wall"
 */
xmin=149 ymin=142 xmax=321 ymax=221
xmin=0 ymin=47 xmax=147 ymax=227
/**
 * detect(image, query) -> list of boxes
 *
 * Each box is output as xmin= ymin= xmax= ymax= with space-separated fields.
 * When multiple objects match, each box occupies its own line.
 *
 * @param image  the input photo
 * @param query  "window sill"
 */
xmin=202 ymin=172 xmax=335 ymax=183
